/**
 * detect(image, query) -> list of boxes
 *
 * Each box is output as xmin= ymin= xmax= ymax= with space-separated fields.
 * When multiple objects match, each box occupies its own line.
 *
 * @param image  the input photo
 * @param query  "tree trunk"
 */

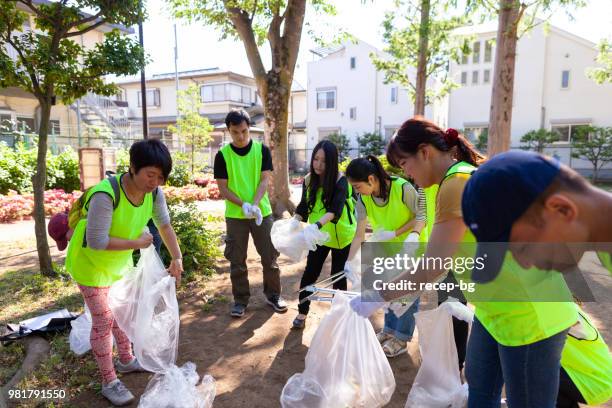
xmin=34 ymin=101 xmax=54 ymax=276
xmin=414 ymin=0 xmax=431 ymax=116
xmin=487 ymin=0 xmax=520 ymax=157
xmin=264 ymin=75 xmax=295 ymax=218
xmin=593 ymin=164 xmax=599 ymax=184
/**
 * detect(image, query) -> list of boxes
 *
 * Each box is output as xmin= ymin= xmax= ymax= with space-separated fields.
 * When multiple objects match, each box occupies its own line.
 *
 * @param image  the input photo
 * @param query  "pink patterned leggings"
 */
xmin=78 ymin=284 xmax=134 ymax=384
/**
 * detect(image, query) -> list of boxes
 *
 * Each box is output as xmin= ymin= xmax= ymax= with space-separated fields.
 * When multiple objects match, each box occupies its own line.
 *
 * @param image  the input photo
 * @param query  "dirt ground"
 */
xmin=2 ymin=205 xmax=612 ymax=407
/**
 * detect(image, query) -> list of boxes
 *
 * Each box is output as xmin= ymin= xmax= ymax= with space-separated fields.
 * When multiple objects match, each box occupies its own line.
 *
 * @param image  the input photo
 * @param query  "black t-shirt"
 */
xmin=213 ymin=140 xmax=273 ymax=179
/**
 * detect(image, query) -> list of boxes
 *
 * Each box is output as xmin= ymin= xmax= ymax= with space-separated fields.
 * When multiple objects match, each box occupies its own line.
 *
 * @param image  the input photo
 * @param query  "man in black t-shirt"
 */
xmin=214 ymin=109 xmax=286 ymax=318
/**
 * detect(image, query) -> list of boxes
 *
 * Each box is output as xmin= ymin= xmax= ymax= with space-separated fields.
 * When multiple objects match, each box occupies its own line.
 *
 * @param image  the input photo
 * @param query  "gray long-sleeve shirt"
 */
xmin=85 ymin=179 xmax=170 ymax=250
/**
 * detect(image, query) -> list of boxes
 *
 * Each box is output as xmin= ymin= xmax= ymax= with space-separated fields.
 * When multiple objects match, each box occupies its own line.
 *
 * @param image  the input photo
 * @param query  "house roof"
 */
xmin=309 ymin=44 xmax=345 ymax=58
xmin=114 ymin=68 xmax=257 ymax=85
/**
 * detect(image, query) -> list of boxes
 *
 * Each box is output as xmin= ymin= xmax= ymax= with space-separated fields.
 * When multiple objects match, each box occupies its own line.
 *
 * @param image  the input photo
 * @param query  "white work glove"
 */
xmin=241 ymin=202 xmax=254 ymax=218
xmin=251 ymin=205 xmax=263 ymax=226
xmin=289 ymin=215 xmax=301 ymax=232
xmin=303 ymin=223 xmax=323 ymax=251
xmin=403 ymin=231 xmax=421 ymax=257
xmin=349 ymin=290 xmax=387 ymax=318
xmin=370 ymin=229 xmax=397 ymax=242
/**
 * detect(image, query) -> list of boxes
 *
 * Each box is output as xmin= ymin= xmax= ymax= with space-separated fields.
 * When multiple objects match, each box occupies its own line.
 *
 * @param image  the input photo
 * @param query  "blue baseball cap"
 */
xmin=462 ymin=151 xmax=561 ymax=283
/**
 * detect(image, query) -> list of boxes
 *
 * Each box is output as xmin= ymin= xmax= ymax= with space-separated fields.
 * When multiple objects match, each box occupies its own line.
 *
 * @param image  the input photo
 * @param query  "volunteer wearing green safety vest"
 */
xmin=291 ymin=140 xmax=357 ymax=329
xmin=350 ymin=118 xmax=580 ymax=408
xmin=344 ymin=155 xmax=428 ymax=358
xmin=461 ymin=150 xmax=612 ymax=408
xmin=65 ymin=139 xmax=183 ymax=406
xmin=214 ymin=109 xmax=286 ymax=318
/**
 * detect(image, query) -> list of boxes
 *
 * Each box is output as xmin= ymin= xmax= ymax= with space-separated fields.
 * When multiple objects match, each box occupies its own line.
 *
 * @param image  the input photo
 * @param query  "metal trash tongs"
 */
xmin=298 ymin=271 xmax=359 ymax=303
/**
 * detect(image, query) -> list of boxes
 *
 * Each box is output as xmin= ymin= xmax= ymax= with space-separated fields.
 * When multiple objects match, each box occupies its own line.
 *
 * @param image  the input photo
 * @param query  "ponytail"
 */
xmin=346 ymin=155 xmax=392 ymax=200
xmin=387 ymin=117 xmax=486 ymax=168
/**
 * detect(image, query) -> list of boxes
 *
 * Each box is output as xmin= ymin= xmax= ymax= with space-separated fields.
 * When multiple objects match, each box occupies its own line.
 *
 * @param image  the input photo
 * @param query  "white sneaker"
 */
xmin=116 ymin=357 xmax=146 ymax=373
xmin=101 ymin=379 xmax=134 ymax=406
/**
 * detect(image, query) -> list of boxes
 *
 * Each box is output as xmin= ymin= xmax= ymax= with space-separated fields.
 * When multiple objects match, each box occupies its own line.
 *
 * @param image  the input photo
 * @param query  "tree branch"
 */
xmin=223 ymin=1 xmax=267 ymax=87
xmin=4 ymin=30 xmax=42 ymax=97
xmin=280 ymin=0 xmax=306 ymax=75
xmin=15 ymin=0 xmax=45 ymax=20
xmin=65 ymin=19 xmax=106 ymax=37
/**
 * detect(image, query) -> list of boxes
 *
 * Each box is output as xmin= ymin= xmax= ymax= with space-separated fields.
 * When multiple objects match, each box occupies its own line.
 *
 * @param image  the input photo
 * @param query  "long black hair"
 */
xmin=387 ymin=117 xmax=485 ymax=168
xmin=308 ymin=140 xmax=339 ymax=212
xmin=346 ymin=155 xmax=392 ymax=201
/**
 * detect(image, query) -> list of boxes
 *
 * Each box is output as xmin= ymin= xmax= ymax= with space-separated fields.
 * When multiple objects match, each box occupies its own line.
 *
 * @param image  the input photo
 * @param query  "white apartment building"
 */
xmin=306 ymin=39 xmax=433 ymax=156
xmin=445 ymin=21 xmax=612 ymax=176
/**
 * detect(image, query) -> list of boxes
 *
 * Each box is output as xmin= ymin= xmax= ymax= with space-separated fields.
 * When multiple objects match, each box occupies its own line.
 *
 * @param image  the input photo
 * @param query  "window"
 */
xmin=464 ymin=127 xmax=488 ymax=143
xmin=551 ymin=124 xmax=590 ymax=143
xmin=472 ymin=41 xmax=481 ymax=64
xmin=49 ymin=120 xmax=60 ymax=135
xmin=201 ymin=83 xmax=252 ymax=103
xmin=472 ymin=70 xmax=479 ymax=85
xmin=16 ymin=117 xmax=35 ymax=133
xmin=484 ymin=40 xmax=493 ymax=63
xmin=350 ymin=57 xmax=356 ymax=69
xmin=390 ymin=87 xmax=398 ymax=103
xmin=384 ymin=127 xmax=398 ymax=141
xmin=318 ymin=128 xmax=340 ymax=140
xmin=242 ymin=87 xmax=252 ymax=104
xmin=561 ymin=70 xmax=570 ymax=89
xmin=461 ymin=72 xmax=468 ymax=85
xmin=461 ymin=53 xmax=468 ymax=65
xmin=349 ymin=107 xmax=356 ymax=120
xmin=316 ymin=89 xmax=336 ymax=110
xmin=137 ymin=89 xmax=160 ymax=107
xmin=0 ymin=113 xmax=12 ymax=132
xmin=483 ymin=69 xmax=491 ymax=84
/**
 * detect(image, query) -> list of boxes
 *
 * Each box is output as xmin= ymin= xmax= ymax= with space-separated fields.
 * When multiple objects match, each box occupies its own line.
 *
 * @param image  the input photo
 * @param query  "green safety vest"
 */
xmin=598 ymin=251 xmax=612 ymax=276
xmin=561 ymin=304 xmax=612 ymax=405
xmin=360 ymin=177 xmax=416 ymax=243
xmin=65 ymin=174 xmax=153 ymax=287
xmin=306 ymin=175 xmax=356 ymax=249
xmin=220 ymin=141 xmax=272 ymax=219
xmin=441 ymin=162 xmax=577 ymax=346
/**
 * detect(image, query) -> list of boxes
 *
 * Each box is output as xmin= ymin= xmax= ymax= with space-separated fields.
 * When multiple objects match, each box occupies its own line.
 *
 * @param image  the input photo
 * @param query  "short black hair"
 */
xmin=129 ymin=138 xmax=173 ymax=180
xmin=225 ymin=109 xmax=251 ymax=128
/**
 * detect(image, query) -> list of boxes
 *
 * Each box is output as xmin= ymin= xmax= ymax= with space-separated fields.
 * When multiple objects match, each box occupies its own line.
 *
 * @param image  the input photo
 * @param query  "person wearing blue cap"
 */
xmin=462 ymin=150 xmax=612 ymax=408
xmin=349 ymin=118 xmax=580 ymax=408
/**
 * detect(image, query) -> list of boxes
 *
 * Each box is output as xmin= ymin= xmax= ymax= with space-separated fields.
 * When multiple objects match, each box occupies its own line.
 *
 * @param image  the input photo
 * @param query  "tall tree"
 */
xmin=0 ymin=1 xmax=145 ymax=275
xmin=167 ymin=84 xmax=214 ymax=176
xmin=486 ymin=0 xmax=583 ymax=156
xmin=169 ymin=0 xmax=335 ymax=216
xmin=371 ymin=0 xmax=470 ymax=115
xmin=520 ymin=128 xmax=559 ymax=153
xmin=587 ymin=39 xmax=612 ymax=84
xmin=571 ymin=125 xmax=612 ymax=184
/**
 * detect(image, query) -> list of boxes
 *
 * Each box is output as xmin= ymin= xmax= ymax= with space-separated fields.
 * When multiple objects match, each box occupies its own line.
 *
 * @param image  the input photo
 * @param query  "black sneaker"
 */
xmin=265 ymin=295 xmax=288 ymax=313
xmin=230 ymin=303 xmax=247 ymax=318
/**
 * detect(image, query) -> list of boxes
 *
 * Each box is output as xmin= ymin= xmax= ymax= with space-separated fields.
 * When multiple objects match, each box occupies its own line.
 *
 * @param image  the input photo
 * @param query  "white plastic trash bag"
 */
xmin=139 ymin=362 xmax=216 ymax=408
xmin=271 ymin=218 xmax=329 ymax=262
xmin=405 ymin=302 xmax=474 ymax=408
xmin=69 ymin=305 xmax=91 ymax=355
xmin=109 ymin=245 xmax=180 ymax=373
xmin=281 ymin=293 xmax=395 ymax=408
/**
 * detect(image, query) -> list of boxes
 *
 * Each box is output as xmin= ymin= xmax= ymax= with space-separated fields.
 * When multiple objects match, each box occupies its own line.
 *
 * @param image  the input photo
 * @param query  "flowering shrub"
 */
xmin=193 ymin=173 xmax=215 ymax=187
xmin=0 ymin=189 xmax=82 ymax=222
xmin=205 ymin=179 xmax=220 ymax=200
xmin=163 ymin=185 xmax=208 ymax=205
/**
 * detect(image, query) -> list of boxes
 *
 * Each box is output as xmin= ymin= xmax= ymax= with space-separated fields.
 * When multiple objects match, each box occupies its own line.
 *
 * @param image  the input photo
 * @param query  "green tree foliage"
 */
xmin=571 ymin=126 xmax=612 ymax=183
xmin=520 ymin=129 xmax=559 ymax=153
xmin=588 ymin=39 xmax=612 ymax=84
xmin=325 ymin=132 xmax=350 ymax=161
xmin=357 ymin=132 xmax=385 ymax=157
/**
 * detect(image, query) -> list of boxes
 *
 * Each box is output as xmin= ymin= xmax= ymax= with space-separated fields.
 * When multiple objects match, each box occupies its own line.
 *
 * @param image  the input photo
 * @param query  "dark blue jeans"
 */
xmin=466 ymin=317 xmax=569 ymax=408
xmin=383 ymin=298 xmax=419 ymax=341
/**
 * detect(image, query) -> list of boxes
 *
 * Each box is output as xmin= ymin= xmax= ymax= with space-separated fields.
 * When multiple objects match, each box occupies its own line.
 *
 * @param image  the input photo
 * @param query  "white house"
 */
xmin=445 ymin=21 xmax=612 ymax=176
xmin=306 ymin=39 xmax=433 ymax=157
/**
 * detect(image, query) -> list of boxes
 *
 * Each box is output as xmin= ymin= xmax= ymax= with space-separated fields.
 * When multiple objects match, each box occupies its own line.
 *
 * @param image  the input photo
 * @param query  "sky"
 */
xmin=136 ymin=0 xmax=612 ymax=87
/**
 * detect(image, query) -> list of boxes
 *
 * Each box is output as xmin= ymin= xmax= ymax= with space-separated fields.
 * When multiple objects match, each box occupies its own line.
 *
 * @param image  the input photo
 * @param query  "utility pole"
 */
xmin=138 ymin=0 xmax=148 ymax=139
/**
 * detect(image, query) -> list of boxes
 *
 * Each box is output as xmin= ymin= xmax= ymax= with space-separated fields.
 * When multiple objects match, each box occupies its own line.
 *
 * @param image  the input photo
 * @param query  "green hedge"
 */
xmin=0 ymin=143 xmax=80 ymax=194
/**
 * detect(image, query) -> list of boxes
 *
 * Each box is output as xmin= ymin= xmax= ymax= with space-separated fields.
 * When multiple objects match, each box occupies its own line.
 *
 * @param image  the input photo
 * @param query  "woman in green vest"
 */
xmin=292 ymin=140 xmax=357 ymax=329
xmin=65 ymin=139 xmax=183 ymax=406
xmin=350 ymin=118 xmax=578 ymax=408
xmin=344 ymin=155 xmax=427 ymax=357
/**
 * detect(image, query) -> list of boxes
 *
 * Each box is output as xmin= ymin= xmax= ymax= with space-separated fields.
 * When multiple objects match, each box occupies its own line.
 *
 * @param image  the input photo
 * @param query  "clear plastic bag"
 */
xmin=405 ymin=302 xmax=474 ymax=408
xmin=109 ymin=245 xmax=179 ymax=373
xmin=271 ymin=218 xmax=329 ymax=262
xmin=69 ymin=305 xmax=91 ymax=355
xmin=138 ymin=362 xmax=216 ymax=408
xmin=281 ymin=293 xmax=395 ymax=408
